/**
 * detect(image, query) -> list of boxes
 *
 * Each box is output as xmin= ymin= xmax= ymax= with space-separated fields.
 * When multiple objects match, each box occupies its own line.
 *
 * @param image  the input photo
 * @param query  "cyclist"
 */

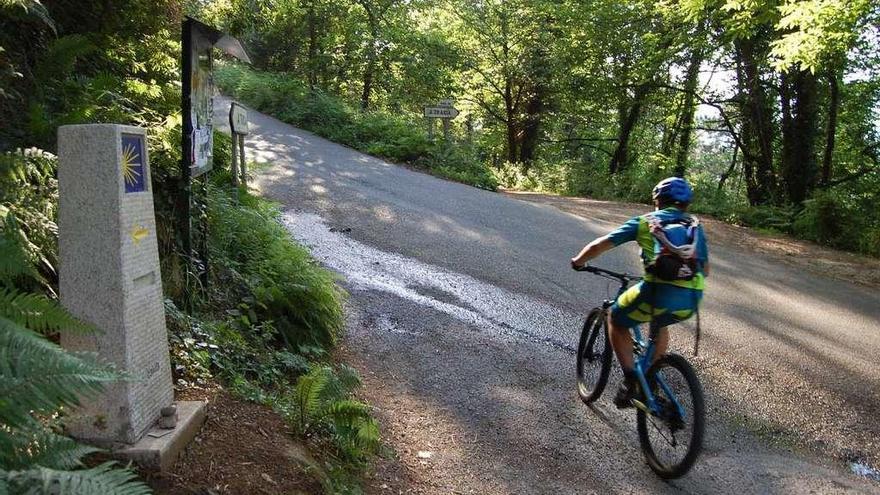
xmin=570 ymin=177 xmax=709 ymax=408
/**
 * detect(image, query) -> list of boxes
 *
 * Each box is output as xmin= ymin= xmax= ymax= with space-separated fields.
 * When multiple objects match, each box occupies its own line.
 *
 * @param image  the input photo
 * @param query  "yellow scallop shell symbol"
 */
xmin=121 ymin=143 xmax=141 ymax=186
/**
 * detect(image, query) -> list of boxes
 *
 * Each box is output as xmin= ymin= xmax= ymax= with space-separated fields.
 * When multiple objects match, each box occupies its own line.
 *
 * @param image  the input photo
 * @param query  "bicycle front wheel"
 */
xmin=576 ymin=308 xmax=612 ymax=403
xmin=636 ymin=353 xmax=705 ymax=479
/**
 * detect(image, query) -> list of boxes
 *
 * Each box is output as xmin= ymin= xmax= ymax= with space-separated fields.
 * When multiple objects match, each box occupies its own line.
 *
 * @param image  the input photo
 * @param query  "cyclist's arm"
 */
xmin=702 ymin=261 xmax=711 ymax=277
xmin=571 ymin=235 xmax=614 ymax=268
xmin=572 ymin=216 xmax=639 ymax=268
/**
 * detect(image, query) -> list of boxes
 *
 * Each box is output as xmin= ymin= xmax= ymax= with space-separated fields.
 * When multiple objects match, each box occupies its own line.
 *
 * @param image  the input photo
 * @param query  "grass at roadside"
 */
xmin=161 ymin=168 xmax=381 ymax=492
xmin=215 ymin=64 xmax=498 ymax=192
xmin=0 ymin=133 xmax=381 ymax=493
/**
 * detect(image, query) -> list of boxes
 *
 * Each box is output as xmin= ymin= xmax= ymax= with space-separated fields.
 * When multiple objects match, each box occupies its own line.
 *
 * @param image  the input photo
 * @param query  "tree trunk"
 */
xmin=518 ymin=95 xmax=542 ymax=166
xmin=518 ymin=64 xmax=546 ymax=165
xmin=780 ymin=71 xmax=794 ymax=191
xmin=674 ymin=49 xmax=703 ymax=177
xmin=660 ymin=110 xmax=681 ymax=159
xmin=609 ymin=83 xmax=648 ymax=174
xmin=359 ymin=3 xmax=379 ymax=111
xmin=734 ymin=37 xmax=776 ymax=205
xmin=360 ymin=59 xmax=375 ymax=111
xmin=821 ymin=68 xmax=840 ymax=186
xmin=501 ymin=11 xmax=517 ymax=164
xmin=306 ymin=0 xmax=318 ymax=89
xmin=718 ymin=146 xmax=738 ymax=191
xmin=505 ymin=83 xmax=517 ymax=164
xmin=781 ymin=69 xmax=819 ymax=204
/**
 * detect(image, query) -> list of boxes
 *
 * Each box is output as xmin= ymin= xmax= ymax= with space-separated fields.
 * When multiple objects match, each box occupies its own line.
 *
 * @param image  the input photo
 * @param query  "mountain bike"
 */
xmin=574 ymin=265 xmax=705 ymax=479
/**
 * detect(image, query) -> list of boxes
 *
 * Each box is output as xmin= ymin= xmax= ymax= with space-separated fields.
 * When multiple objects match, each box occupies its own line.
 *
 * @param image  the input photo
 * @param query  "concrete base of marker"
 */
xmin=114 ymin=401 xmax=207 ymax=471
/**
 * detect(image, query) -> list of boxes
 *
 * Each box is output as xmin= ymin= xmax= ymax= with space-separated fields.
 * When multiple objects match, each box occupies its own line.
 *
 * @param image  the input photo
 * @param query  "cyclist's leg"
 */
xmin=608 ymin=281 xmax=650 ymax=372
xmin=653 ymin=326 xmax=669 ymax=363
xmin=607 ymin=314 xmax=635 ymax=370
xmin=609 ymin=282 xmax=653 ymax=407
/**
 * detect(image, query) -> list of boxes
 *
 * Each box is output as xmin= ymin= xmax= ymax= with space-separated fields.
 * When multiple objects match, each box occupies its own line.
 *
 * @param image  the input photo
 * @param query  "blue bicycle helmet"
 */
xmin=652 ymin=177 xmax=693 ymax=204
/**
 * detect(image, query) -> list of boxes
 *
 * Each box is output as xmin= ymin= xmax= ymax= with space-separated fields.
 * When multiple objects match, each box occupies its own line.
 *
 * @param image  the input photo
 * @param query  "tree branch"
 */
xmin=646 ymin=82 xmax=753 ymax=163
xmin=820 ymin=145 xmax=879 ymax=188
xmin=460 ymin=96 xmax=507 ymax=124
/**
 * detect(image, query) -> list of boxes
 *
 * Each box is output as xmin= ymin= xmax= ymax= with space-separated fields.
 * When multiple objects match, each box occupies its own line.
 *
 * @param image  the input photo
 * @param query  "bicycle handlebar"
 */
xmin=573 ymin=264 xmax=640 ymax=283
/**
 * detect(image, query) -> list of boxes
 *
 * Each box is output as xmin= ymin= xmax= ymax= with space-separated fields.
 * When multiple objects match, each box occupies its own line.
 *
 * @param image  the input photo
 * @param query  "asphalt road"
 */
xmin=215 ymin=97 xmax=880 ymax=493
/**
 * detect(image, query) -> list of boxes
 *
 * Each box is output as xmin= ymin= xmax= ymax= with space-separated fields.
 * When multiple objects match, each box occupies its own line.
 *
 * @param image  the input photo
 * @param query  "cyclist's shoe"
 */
xmin=613 ymin=379 xmax=637 ymax=409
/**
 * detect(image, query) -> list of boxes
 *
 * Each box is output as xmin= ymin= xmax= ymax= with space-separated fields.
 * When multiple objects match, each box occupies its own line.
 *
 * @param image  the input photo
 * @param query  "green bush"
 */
xmin=206 ymin=185 xmax=345 ymax=351
xmin=793 ymin=189 xmax=863 ymax=250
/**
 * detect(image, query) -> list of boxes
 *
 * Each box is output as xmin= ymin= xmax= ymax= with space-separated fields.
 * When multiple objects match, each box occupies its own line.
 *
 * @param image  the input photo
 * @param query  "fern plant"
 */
xmin=284 ymin=365 xmax=380 ymax=461
xmin=0 ymin=153 xmax=151 ymax=494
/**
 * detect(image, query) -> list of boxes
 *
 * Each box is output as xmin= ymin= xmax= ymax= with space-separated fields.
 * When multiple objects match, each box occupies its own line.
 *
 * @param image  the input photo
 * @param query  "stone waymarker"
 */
xmin=58 ymin=124 xmax=205 ymax=469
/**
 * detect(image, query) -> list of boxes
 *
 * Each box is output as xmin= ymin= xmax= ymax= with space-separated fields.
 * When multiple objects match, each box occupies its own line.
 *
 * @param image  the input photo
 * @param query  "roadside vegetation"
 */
xmin=205 ymin=0 xmax=879 ymax=257
xmin=1 ymin=0 xmax=878 ymax=490
xmin=216 ymin=64 xmax=498 ymax=190
xmin=1 ymin=1 xmax=379 ymax=493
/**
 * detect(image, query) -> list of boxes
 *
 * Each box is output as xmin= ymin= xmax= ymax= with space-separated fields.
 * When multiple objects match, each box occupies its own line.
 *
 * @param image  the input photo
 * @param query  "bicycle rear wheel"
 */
xmin=576 ymin=308 xmax=612 ymax=403
xmin=636 ymin=353 xmax=705 ymax=479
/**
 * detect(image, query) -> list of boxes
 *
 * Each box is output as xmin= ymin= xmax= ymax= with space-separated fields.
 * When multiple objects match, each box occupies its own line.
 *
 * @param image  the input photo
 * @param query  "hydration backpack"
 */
xmin=645 ymin=214 xmax=700 ymax=281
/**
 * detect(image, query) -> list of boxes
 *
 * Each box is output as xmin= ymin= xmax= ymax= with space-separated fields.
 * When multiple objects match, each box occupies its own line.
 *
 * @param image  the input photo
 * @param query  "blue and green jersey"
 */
xmin=607 ymin=207 xmax=709 ymax=290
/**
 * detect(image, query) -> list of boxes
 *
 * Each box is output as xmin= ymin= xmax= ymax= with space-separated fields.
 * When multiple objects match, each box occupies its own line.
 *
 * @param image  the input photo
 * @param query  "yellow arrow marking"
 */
xmin=132 ymin=225 xmax=149 ymax=245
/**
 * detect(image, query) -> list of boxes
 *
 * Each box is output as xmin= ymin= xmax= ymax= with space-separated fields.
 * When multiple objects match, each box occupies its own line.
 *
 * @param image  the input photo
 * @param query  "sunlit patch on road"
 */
xmin=281 ymin=211 xmax=582 ymax=351
xmin=851 ymin=461 xmax=880 ymax=482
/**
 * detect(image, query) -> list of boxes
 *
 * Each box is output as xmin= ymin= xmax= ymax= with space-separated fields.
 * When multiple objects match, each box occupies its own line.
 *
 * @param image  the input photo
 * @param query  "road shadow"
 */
xmin=218 ymin=98 xmax=880 ymax=491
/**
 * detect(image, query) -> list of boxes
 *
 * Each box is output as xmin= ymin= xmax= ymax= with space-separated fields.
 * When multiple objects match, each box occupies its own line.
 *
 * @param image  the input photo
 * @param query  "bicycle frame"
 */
xmin=630 ymin=324 xmax=687 ymax=420
xmin=586 ymin=266 xmax=687 ymax=420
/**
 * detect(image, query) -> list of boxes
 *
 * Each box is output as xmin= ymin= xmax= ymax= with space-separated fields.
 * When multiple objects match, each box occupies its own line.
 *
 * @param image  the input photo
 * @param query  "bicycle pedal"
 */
xmin=630 ymin=399 xmax=650 ymax=413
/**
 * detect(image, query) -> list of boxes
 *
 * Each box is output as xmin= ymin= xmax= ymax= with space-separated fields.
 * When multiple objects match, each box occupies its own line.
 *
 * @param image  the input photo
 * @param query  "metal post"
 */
xmin=466 ymin=115 xmax=474 ymax=144
xmin=427 ymin=116 xmax=434 ymax=140
xmin=180 ymin=19 xmax=194 ymax=305
xmin=442 ymin=118 xmax=451 ymax=141
xmin=238 ymin=134 xmax=247 ymax=187
xmin=197 ymin=176 xmax=209 ymax=289
xmin=230 ymin=132 xmax=239 ymax=187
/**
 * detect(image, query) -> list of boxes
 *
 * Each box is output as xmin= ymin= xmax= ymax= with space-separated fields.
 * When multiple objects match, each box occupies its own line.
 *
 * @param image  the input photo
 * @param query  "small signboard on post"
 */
xmin=424 ymin=98 xmax=459 ymax=140
xmin=424 ymin=106 xmax=460 ymax=119
xmin=230 ymin=103 xmax=249 ymax=135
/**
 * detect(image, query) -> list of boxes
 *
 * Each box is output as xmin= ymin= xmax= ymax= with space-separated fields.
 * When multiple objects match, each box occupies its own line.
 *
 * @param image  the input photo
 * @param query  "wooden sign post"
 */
xmin=229 ymin=102 xmax=249 ymax=188
xmin=424 ymin=99 xmax=459 ymax=141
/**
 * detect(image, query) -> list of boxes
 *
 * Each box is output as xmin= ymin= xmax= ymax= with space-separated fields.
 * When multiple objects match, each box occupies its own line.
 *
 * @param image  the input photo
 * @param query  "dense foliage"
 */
xmin=166 ymin=179 xmax=379 ymax=467
xmin=1 ymin=1 xmax=374 ymax=492
xmin=205 ymin=0 xmax=880 ymax=256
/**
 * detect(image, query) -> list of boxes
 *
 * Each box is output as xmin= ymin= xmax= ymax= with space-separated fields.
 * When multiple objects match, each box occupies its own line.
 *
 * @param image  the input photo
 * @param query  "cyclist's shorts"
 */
xmin=610 ymin=281 xmax=702 ymax=329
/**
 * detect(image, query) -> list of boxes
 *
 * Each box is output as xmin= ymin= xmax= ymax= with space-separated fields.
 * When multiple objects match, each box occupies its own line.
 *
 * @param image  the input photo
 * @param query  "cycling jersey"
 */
xmin=606 ymin=207 xmax=709 ymax=290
